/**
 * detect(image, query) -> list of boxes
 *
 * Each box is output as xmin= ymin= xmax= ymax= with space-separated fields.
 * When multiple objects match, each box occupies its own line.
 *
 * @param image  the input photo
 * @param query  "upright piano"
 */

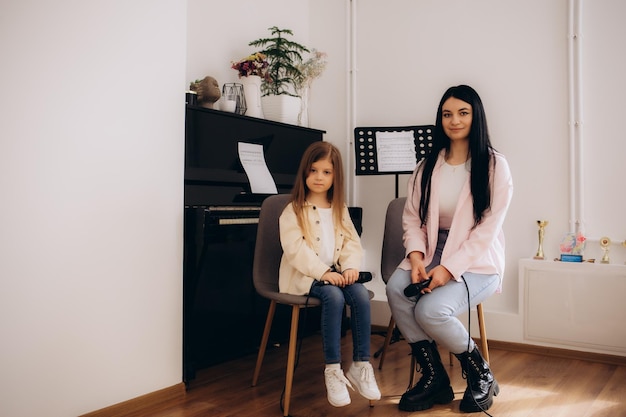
xmin=183 ymin=105 xmax=325 ymax=384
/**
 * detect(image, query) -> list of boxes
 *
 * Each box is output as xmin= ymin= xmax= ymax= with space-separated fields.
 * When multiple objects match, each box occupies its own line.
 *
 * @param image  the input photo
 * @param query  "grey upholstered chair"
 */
xmin=376 ymin=197 xmax=490 ymax=387
xmin=251 ymin=194 xmax=313 ymax=417
xmin=251 ymin=194 xmax=374 ymax=415
xmin=377 ymin=197 xmax=408 ymax=370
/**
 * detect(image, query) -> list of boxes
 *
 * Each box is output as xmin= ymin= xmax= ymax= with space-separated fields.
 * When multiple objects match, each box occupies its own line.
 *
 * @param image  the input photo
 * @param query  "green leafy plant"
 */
xmin=248 ymin=26 xmax=309 ymax=97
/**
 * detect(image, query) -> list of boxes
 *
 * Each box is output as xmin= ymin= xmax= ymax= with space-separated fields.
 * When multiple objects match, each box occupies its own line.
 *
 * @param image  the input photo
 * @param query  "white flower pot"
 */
xmin=261 ymin=95 xmax=302 ymax=125
xmin=240 ymin=75 xmax=264 ymax=118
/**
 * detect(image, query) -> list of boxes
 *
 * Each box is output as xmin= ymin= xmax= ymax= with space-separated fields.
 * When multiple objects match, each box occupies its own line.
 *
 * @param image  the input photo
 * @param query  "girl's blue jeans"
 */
xmin=309 ymin=281 xmax=371 ymax=364
xmin=385 ymin=230 xmax=499 ymax=354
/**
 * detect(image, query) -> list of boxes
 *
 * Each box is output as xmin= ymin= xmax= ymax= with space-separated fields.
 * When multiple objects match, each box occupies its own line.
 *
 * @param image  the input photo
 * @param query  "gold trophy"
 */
xmin=534 ymin=220 xmax=548 ymax=260
xmin=599 ymin=236 xmax=611 ymax=264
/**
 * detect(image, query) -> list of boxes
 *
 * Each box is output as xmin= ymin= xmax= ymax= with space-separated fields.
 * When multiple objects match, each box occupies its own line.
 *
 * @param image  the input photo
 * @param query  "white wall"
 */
xmin=0 ymin=1 xmax=187 ymax=416
xmin=580 ymin=0 xmax=626 ymax=244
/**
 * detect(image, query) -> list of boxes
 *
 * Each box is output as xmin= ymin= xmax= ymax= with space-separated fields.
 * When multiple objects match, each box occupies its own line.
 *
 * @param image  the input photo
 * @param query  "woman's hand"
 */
xmin=424 ymin=265 xmax=453 ymax=292
xmin=408 ymin=251 xmax=428 ymax=284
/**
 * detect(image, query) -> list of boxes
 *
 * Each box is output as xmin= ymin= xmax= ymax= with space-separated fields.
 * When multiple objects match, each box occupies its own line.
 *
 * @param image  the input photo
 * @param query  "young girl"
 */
xmin=386 ymin=85 xmax=513 ymax=413
xmin=278 ymin=141 xmax=381 ymax=407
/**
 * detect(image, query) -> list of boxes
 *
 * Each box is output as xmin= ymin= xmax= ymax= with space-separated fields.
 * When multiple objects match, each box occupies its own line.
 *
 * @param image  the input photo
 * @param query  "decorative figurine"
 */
xmin=534 ymin=220 xmax=548 ymax=260
xmin=599 ymin=236 xmax=611 ymax=264
xmin=189 ymin=76 xmax=221 ymax=109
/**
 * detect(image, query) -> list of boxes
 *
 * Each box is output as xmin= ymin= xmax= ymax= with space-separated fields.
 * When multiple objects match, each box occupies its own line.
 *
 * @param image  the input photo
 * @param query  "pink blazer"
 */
xmin=398 ymin=150 xmax=513 ymax=291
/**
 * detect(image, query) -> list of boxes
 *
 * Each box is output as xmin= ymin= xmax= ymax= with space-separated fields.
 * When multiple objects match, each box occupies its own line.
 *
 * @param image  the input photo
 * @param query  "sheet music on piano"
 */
xmin=237 ymin=142 xmax=278 ymax=194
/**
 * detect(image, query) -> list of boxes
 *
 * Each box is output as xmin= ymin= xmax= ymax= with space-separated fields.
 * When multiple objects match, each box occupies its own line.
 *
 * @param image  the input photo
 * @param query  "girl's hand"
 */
xmin=321 ymin=270 xmax=346 ymax=287
xmin=342 ymin=269 xmax=359 ymax=285
xmin=424 ymin=265 xmax=452 ymax=292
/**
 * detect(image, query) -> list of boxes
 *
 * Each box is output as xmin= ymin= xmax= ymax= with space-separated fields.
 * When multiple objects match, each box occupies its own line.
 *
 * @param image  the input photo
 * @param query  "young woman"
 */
xmin=386 ymin=85 xmax=513 ymax=413
xmin=278 ymin=141 xmax=381 ymax=407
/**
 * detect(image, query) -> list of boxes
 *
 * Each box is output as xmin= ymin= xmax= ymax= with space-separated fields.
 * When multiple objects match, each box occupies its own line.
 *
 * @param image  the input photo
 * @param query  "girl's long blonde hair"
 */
xmin=290 ymin=142 xmax=351 ymax=244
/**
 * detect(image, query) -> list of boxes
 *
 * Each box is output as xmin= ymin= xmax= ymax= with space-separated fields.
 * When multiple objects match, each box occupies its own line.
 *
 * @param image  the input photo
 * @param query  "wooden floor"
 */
xmin=129 ymin=332 xmax=626 ymax=417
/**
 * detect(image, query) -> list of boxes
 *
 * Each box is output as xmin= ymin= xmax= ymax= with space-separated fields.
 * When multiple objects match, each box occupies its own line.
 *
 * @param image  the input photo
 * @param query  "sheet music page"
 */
xmin=237 ymin=142 xmax=278 ymax=194
xmin=375 ymin=131 xmax=417 ymax=172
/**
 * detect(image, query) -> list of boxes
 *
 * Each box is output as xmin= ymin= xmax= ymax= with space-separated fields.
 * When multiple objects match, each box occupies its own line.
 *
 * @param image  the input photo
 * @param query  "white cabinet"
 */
xmin=519 ymin=259 xmax=626 ymax=355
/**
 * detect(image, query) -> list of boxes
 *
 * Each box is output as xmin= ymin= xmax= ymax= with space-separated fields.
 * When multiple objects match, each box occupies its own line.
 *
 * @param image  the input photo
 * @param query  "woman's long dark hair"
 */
xmin=415 ymin=85 xmax=495 ymax=229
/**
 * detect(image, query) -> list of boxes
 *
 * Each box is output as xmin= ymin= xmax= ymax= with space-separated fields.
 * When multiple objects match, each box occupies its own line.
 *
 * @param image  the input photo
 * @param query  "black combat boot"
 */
xmin=454 ymin=347 xmax=500 ymax=413
xmin=398 ymin=340 xmax=454 ymax=411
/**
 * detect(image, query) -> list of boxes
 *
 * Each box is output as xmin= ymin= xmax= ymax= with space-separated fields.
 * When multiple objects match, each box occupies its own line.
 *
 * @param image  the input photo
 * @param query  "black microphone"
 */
xmin=403 ymin=278 xmax=432 ymax=298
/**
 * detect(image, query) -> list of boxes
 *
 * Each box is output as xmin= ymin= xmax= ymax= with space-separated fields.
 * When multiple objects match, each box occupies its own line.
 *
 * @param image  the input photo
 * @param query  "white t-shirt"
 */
xmin=317 ymin=207 xmax=335 ymax=266
xmin=439 ymin=161 xmax=469 ymax=229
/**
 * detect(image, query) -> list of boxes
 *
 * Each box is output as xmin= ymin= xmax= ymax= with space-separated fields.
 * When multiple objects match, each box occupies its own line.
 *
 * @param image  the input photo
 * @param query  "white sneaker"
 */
xmin=346 ymin=362 xmax=381 ymax=400
xmin=324 ymin=367 xmax=353 ymax=407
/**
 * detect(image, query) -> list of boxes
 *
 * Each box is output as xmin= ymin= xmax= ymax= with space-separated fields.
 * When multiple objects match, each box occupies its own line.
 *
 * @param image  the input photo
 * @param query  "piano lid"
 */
xmin=184 ymin=106 xmax=323 ymax=206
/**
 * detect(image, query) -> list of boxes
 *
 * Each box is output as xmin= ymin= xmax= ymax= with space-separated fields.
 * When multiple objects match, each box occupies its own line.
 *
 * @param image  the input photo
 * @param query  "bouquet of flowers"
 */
xmin=294 ymin=49 xmax=327 ymax=94
xmin=231 ymin=52 xmax=270 ymax=79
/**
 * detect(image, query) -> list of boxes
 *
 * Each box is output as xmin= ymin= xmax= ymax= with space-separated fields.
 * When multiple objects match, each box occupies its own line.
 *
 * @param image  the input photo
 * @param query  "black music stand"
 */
xmin=354 ymin=125 xmax=434 ymax=198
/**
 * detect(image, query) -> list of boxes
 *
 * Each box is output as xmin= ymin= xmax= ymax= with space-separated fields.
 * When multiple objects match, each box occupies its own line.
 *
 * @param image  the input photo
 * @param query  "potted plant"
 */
xmin=248 ymin=26 xmax=309 ymax=124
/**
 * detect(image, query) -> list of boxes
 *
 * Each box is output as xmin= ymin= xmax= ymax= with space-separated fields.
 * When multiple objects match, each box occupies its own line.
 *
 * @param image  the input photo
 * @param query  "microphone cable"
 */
xmin=461 ymin=275 xmax=495 ymax=417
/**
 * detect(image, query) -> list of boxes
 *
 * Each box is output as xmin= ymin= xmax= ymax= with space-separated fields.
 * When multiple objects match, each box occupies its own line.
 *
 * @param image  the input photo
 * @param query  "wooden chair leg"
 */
xmin=477 ymin=303 xmax=489 ymax=363
xmin=252 ymin=300 xmax=276 ymax=386
xmin=378 ymin=317 xmax=396 ymax=370
xmin=408 ymin=355 xmax=416 ymax=389
xmin=283 ymin=305 xmax=300 ymax=417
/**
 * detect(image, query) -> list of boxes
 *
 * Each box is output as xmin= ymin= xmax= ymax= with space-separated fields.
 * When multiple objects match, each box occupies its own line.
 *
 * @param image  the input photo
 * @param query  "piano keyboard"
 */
xmin=217 ymin=217 xmax=259 ymax=225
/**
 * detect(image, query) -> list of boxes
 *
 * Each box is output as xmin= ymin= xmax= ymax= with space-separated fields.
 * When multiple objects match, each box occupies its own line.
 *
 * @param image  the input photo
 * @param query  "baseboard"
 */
xmin=78 ymin=383 xmax=185 ymax=417
xmin=488 ymin=340 xmax=626 ymax=366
